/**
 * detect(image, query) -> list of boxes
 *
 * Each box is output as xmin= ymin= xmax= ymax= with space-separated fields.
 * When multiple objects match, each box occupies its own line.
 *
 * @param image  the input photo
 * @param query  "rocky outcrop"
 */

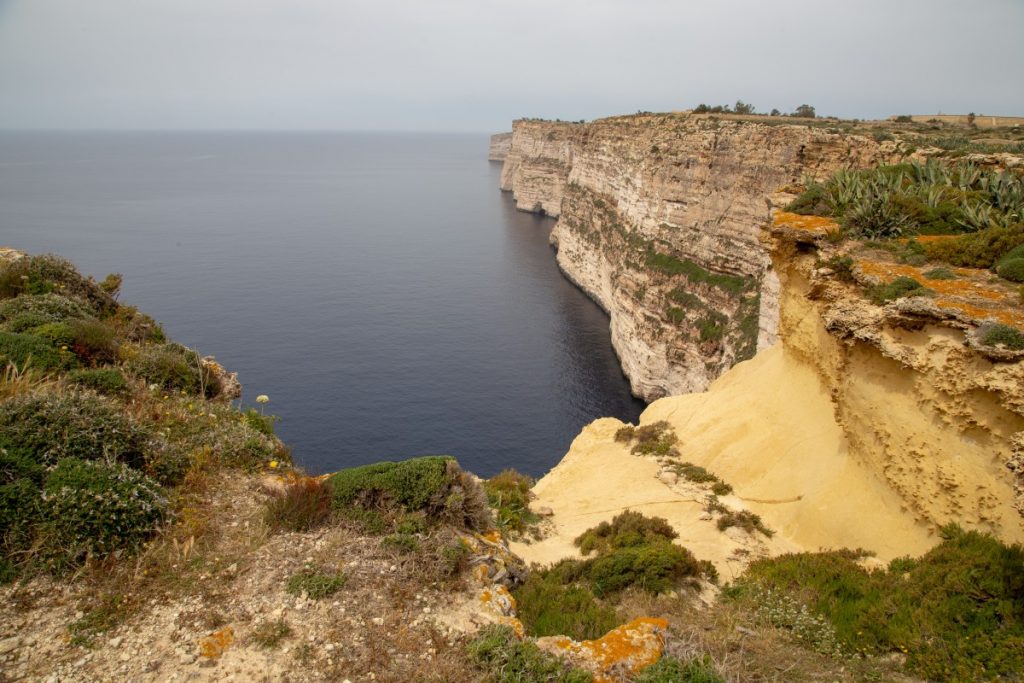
xmin=499 ymin=114 xmax=903 ymax=399
xmin=517 ymin=214 xmax=1024 ymax=577
xmin=488 ymin=132 xmax=512 ymax=162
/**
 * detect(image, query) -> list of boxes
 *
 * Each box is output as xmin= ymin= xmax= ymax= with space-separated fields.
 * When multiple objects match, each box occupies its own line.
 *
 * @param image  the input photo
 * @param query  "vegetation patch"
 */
xmin=614 ymin=421 xmax=680 ymax=458
xmin=514 ymin=572 xmax=620 ymax=640
xmin=484 ymin=469 xmax=539 ymax=535
xmin=645 ymin=252 xmax=752 ymax=295
xmin=981 ymin=323 xmax=1024 ymax=350
xmin=865 ymin=275 xmax=930 ymax=305
xmin=128 ymin=343 xmax=220 ymax=397
xmin=68 ymin=367 xmax=128 ymax=395
xmin=731 ymin=525 xmax=1024 ymax=680
xmin=0 ymin=254 xmax=116 ymax=314
xmin=785 ymin=161 xmax=1024 ymax=240
xmin=43 ymin=458 xmax=167 ymax=568
xmin=633 ymin=655 xmax=725 ymax=683
xmin=264 ymin=476 xmax=332 ymax=532
xmin=0 ymin=330 xmax=77 ymax=372
xmin=285 ymin=565 xmax=347 ymax=599
xmin=672 ymin=462 xmax=733 ymax=495
xmin=923 ymin=223 xmax=1024 ymax=268
xmin=327 ymin=456 xmax=489 ymax=531
xmin=250 ymin=619 xmax=292 ymax=649
xmin=0 ymin=392 xmax=147 ymax=467
xmin=467 ymin=624 xmax=593 ymax=683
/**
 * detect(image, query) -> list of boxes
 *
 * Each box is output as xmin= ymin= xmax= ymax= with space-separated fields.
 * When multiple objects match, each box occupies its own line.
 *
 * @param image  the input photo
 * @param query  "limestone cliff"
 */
xmin=488 ymin=132 xmax=512 ymax=162
xmin=499 ymin=114 xmax=904 ymax=400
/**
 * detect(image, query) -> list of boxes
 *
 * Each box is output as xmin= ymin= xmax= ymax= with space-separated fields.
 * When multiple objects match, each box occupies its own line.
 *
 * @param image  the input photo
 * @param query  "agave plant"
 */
xmin=956 ymin=201 xmax=995 ymax=232
xmin=843 ymin=186 xmax=912 ymax=239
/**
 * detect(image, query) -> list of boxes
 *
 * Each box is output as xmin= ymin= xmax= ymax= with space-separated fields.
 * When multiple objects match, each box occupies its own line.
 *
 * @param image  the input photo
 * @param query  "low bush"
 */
xmin=0 ymin=293 xmax=92 ymax=331
xmin=716 ymin=509 xmax=773 ymax=537
xmin=43 ymin=458 xmax=166 ymax=566
xmin=633 ymin=656 xmax=725 ymax=683
xmin=997 ymin=258 xmax=1024 ymax=282
xmin=981 ymin=323 xmax=1024 ymax=350
xmin=865 ymin=276 xmax=929 ymax=305
xmin=129 ymin=343 xmax=219 ymax=397
xmin=250 ymin=619 xmax=292 ymax=649
xmin=821 ymin=254 xmax=855 ymax=282
xmin=0 ymin=392 xmax=147 ymax=467
xmin=923 ymin=223 xmax=1024 ymax=268
xmin=243 ymin=408 xmax=276 ymax=436
xmin=0 ymin=330 xmax=76 ymax=372
xmin=575 ymin=510 xmax=677 ymax=556
xmin=734 ymin=525 xmax=1024 ymax=680
xmin=69 ymin=318 xmax=118 ymax=365
xmin=528 ymin=512 xmax=712 ymax=599
xmin=0 ymin=476 xmax=41 ymax=556
xmin=327 ymin=456 xmax=490 ymax=531
xmin=617 ymin=421 xmax=679 ymax=457
xmin=264 ymin=476 xmax=332 ymax=532
xmin=68 ymin=368 xmax=128 ymax=395
xmin=0 ymin=254 xmax=115 ymax=314
xmin=484 ymin=469 xmax=538 ymax=534
xmin=285 ymin=566 xmax=346 ymax=599
xmin=467 ymin=624 xmax=593 ymax=683
xmin=514 ymin=572 xmax=619 ymax=640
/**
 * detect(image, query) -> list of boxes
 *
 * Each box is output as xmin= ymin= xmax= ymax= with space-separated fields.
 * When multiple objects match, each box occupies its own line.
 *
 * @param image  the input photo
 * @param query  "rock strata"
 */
xmin=487 ymin=132 xmax=512 ymax=161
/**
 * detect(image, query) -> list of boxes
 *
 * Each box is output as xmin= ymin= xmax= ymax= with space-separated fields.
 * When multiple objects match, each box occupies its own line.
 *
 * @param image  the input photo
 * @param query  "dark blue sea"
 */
xmin=0 ymin=131 xmax=644 ymax=477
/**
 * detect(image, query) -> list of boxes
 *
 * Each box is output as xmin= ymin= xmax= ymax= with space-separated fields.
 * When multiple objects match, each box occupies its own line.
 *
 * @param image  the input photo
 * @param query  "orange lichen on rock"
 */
xmin=772 ymin=211 xmax=840 ymax=234
xmin=198 ymin=626 xmax=234 ymax=659
xmin=537 ymin=617 xmax=669 ymax=683
xmin=934 ymin=297 xmax=1024 ymax=328
xmin=856 ymin=259 xmax=1009 ymax=301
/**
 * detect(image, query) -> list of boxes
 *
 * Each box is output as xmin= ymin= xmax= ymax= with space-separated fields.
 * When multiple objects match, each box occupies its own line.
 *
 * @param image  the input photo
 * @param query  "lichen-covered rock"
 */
xmin=197 ymin=626 xmax=234 ymax=659
xmin=536 ymin=617 xmax=669 ymax=683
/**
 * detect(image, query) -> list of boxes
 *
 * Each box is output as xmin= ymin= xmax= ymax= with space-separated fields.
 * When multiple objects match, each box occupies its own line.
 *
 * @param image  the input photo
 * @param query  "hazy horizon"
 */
xmin=1 ymin=0 xmax=1022 ymax=132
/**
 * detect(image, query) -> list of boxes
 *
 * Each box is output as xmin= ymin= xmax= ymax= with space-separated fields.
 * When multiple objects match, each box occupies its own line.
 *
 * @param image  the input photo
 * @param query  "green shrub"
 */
xmin=43 ymin=459 xmax=166 ymax=565
xmin=243 ymin=408 xmax=276 ymax=436
xmin=981 ymin=324 xmax=1024 ymax=350
xmin=250 ymin=619 xmax=292 ymax=649
xmin=129 ymin=343 xmax=219 ymax=397
xmin=997 ymin=258 xmax=1024 ymax=282
xmin=327 ymin=456 xmax=490 ymax=530
xmin=0 ymin=293 xmax=92 ymax=331
xmin=69 ymin=318 xmax=118 ymax=365
xmin=865 ymin=276 xmax=929 ymax=305
xmin=619 ymin=421 xmax=679 ymax=457
xmin=633 ymin=656 xmax=725 ymax=683
xmin=381 ymin=533 xmax=419 ymax=553
xmin=0 ymin=477 xmax=41 ymax=555
xmin=467 ymin=624 xmax=593 ymax=683
xmin=535 ymin=512 xmax=712 ymax=598
xmin=696 ymin=315 xmax=725 ymax=342
xmin=28 ymin=321 xmax=76 ymax=346
xmin=484 ymin=469 xmax=538 ymax=534
xmin=0 ymin=254 xmax=115 ymax=314
xmin=785 ymin=183 xmax=830 ymax=216
xmin=0 ymin=330 xmax=76 ymax=371
xmin=736 ymin=526 xmax=1024 ymax=680
xmin=0 ymin=393 xmax=147 ymax=467
xmin=822 ymin=254 xmax=855 ymax=282
xmin=923 ymin=223 xmax=1024 ymax=268
xmin=575 ymin=510 xmax=677 ymax=556
xmin=716 ymin=509 xmax=773 ymax=537
xmin=68 ymin=368 xmax=128 ymax=395
xmin=514 ymin=572 xmax=619 ymax=639
xmin=285 ymin=566 xmax=346 ymax=599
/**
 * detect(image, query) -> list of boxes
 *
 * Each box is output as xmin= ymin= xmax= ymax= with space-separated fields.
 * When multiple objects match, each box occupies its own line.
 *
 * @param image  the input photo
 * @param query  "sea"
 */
xmin=0 ymin=131 xmax=645 ymax=477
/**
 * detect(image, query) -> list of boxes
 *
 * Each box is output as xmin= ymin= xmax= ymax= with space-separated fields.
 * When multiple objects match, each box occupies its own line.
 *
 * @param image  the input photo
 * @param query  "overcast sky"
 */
xmin=1 ymin=0 xmax=1022 ymax=131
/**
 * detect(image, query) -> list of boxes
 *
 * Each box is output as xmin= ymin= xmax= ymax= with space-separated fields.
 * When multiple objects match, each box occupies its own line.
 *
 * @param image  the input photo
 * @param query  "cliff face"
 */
xmin=500 ymin=114 xmax=902 ymax=399
xmin=516 ymin=216 xmax=1024 ymax=575
xmin=488 ymin=132 xmax=512 ymax=162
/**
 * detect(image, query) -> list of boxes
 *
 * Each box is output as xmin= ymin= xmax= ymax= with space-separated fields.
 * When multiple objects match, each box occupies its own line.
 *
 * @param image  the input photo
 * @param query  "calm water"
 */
xmin=0 ymin=132 xmax=644 ymax=477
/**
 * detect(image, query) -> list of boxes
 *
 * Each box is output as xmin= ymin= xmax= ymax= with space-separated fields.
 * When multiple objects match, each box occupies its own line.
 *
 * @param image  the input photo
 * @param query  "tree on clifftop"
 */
xmin=793 ymin=104 xmax=816 ymax=118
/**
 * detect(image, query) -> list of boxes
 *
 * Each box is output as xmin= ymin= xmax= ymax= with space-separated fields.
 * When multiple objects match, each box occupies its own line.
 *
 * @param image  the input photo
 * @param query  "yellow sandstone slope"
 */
xmin=514 ymin=217 xmax=1024 ymax=577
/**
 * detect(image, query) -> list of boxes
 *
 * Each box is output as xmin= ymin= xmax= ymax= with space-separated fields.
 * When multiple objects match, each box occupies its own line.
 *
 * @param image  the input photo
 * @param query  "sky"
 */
xmin=1 ymin=0 xmax=1022 ymax=132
